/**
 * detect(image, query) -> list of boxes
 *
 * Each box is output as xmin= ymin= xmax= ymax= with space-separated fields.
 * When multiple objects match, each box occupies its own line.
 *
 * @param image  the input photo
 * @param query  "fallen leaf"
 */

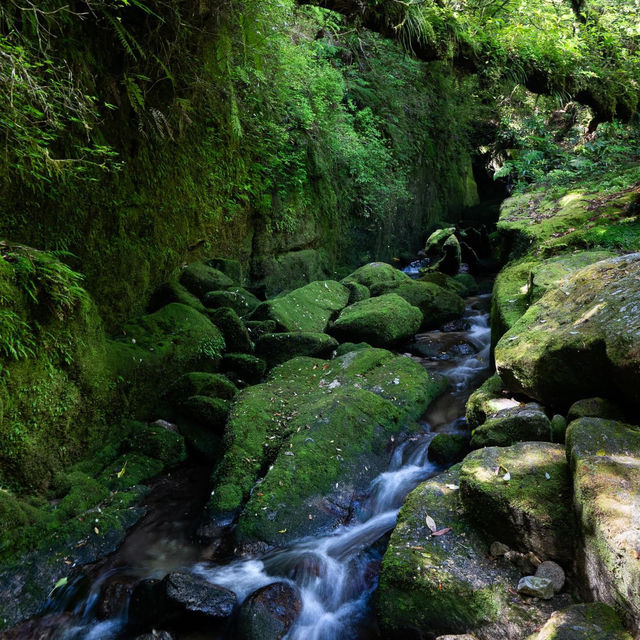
xmin=279 ymin=528 xmax=287 ymax=534
xmin=445 ymin=484 xmax=459 ymax=490
xmin=425 ymin=515 xmax=437 ymax=533
xmin=432 ymin=528 xmax=452 ymax=537
xmin=503 ymin=472 xmax=511 ymax=482
xmin=94 ymin=527 xmax=100 ymax=535
xmin=117 ymin=460 xmax=127 ymax=479
xmin=308 ymin=514 xmax=313 ymax=520
xmin=596 ymin=449 xmax=606 ymax=456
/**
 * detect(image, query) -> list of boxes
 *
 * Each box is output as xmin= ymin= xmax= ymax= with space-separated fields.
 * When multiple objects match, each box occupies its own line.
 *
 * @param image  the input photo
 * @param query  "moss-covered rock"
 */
xmin=258 ymin=249 xmax=329 ymax=298
xmin=419 ymin=271 xmax=468 ymax=296
xmin=179 ymin=396 xmax=230 ymax=435
xmin=250 ymin=280 xmax=349 ymax=333
xmin=179 ymin=262 xmax=234 ymax=298
xmin=330 ymin=294 xmax=422 ymax=346
xmin=425 ymin=227 xmax=456 ymax=255
xmin=495 ymin=253 xmax=640 ymax=408
xmin=460 ymin=442 xmax=575 ymax=562
xmin=99 ymin=453 xmax=164 ymax=491
xmin=147 ymin=280 xmax=208 ymax=314
xmin=203 ymin=287 xmax=261 ymax=317
xmin=566 ymin=417 xmax=640 ymax=633
xmin=334 ymin=342 xmax=371 ymax=356
xmin=255 ymin=332 xmax=338 ymax=366
xmin=454 ymin=273 xmax=479 ymax=296
xmin=245 ymin=320 xmax=278 ymax=341
xmin=371 ymin=280 xmax=465 ymax=329
xmin=377 ymin=466 xmax=559 ymax=639
xmin=342 ymin=262 xmax=410 ymax=289
xmin=222 ymin=353 xmax=267 ymax=384
xmin=566 ymin=397 xmax=625 ymax=423
xmin=490 ymin=251 xmax=614 ymax=349
xmin=470 ymin=404 xmax=551 ymax=448
xmin=550 ymin=415 xmax=568 ymax=443
xmin=531 ymin=603 xmax=632 ymax=640
xmin=428 ymin=433 xmax=471 ymax=465
xmin=165 ymin=372 xmax=238 ymax=404
xmin=128 ymin=422 xmax=187 ymax=467
xmin=209 ymin=307 xmax=253 ymax=353
xmin=424 ymin=233 xmax=462 ymax=275
xmin=107 ymin=303 xmax=226 ymax=419
xmin=343 ymin=280 xmax=370 ymax=304
xmin=208 ymin=349 xmax=445 ymax=539
xmin=465 ymin=374 xmax=522 ymax=429
xmin=207 ymin=258 xmax=244 ymax=285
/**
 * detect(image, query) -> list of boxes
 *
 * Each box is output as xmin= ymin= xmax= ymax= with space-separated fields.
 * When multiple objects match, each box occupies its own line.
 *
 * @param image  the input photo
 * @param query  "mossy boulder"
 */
xmin=454 ymin=273 xmax=479 ymax=296
xmin=209 ymin=307 xmax=253 ymax=353
xmin=425 ymin=234 xmax=462 ymax=275
xmin=530 ymin=603 xmax=632 ymax=640
xmin=419 ymin=271 xmax=468 ymax=297
xmin=207 ymin=258 xmax=244 ymax=285
xmin=330 ymin=294 xmax=422 ymax=346
xmin=258 ymin=249 xmax=329 ymax=298
xmin=208 ymin=349 xmax=445 ymax=541
xmin=128 ymin=422 xmax=187 ymax=467
xmin=377 ymin=466 xmax=559 ymax=639
xmin=490 ymin=251 xmax=614 ymax=349
xmin=343 ymin=280 xmax=370 ymax=304
xmin=566 ymin=417 xmax=640 ymax=633
xmin=245 ymin=320 xmax=278 ymax=341
xmin=342 ymin=262 xmax=410 ymax=289
xmin=203 ymin=287 xmax=261 ymax=317
xmin=107 ymin=303 xmax=226 ymax=418
xmin=99 ymin=453 xmax=164 ymax=491
xmin=179 ymin=396 xmax=230 ymax=435
xmin=460 ymin=442 xmax=575 ymax=562
xmin=250 ymin=280 xmax=349 ymax=333
xmin=255 ymin=332 xmax=338 ymax=366
xmin=495 ymin=253 xmax=640 ymax=408
xmin=424 ymin=227 xmax=456 ymax=254
xmin=179 ymin=262 xmax=234 ymax=298
xmin=465 ymin=374 xmax=522 ymax=429
xmin=470 ymin=404 xmax=551 ymax=449
xmin=334 ymin=342 xmax=371 ymax=356
xmin=566 ymin=397 xmax=625 ymax=423
xmin=165 ymin=372 xmax=238 ymax=404
xmin=222 ymin=353 xmax=267 ymax=384
xmin=371 ymin=280 xmax=465 ymax=329
xmin=428 ymin=433 xmax=471 ymax=465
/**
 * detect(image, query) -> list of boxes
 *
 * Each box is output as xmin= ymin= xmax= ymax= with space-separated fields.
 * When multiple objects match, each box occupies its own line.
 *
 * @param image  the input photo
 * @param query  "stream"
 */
xmin=32 ymin=293 xmax=492 ymax=640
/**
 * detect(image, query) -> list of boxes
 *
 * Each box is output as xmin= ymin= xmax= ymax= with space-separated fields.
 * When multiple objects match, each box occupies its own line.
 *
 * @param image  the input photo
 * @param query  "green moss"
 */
xmin=428 ymin=433 xmax=470 ymax=465
xmin=209 ymin=307 xmax=253 ymax=353
xmin=98 ymin=453 xmax=164 ymax=491
xmin=470 ymin=404 xmax=551 ymax=448
xmin=255 ymin=332 xmax=338 ymax=366
xmin=203 ymin=287 xmax=261 ymax=317
xmin=179 ymin=263 xmax=235 ymax=298
xmin=331 ymin=293 xmax=422 ymax=345
xmin=250 ymin=280 xmax=349 ymax=333
xmin=128 ymin=423 xmax=187 ymax=467
xmin=222 ymin=353 xmax=267 ymax=384
xmin=424 ymin=227 xmax=456 ymax=254
xmin=165 ymin=372 xmax=238 ymax=404
xmin=534 ymin=603 xmax=632 ymax=640
xmin=566 ymin=397 xmax=625 ymax=423
xmin=465 ymin=374 xmax=518 ymax=428
xmin=334 ymin=342 xmax=371 ymax=356
xmin=147 ymin=280 xmax=207 ymax=315
xmin=453 ymin=273 xmax=479 ymax=296
xmin=179 ymin=396 xmax=230 ymax=434
xmin=418 ymin=271 xmax=468 ymax=296
xmin=207 ymin=259 xmax=244 ymax=285
xmin=342 ymin=262 xmax=410 ymax=289
xmin=245 ymin=320 xmax=278 ymax=342
xmin=343 ymin=280 xmax=370 ymax=304
xmin=53 ymin=473 xmax=110 ymax=522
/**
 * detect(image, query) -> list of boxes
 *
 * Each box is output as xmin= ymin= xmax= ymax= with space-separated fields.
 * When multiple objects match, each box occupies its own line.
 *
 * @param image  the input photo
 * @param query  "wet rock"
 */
xmin=489 ymin=541 xmax=510 ymax=557
xmin=536 ymin=561 xmax=565 ymax=592
xmin=255 ymin=332 xmax=338 ymax=366
xmin=237 ymin=582 xmax=302 ymax=640
xmin=129 ymin=578 xmax=166 ymax=627
xmin=418 ymin=271 xmax=467 ymax=296
xmin=428 ymin=433 xmax=470 ymax=465
xmin=163 ymin=571 xmax=236 ymax=620
xmin=165 ymin=372 xmax=238 ymax=403
xmin=179 ymin=396 xmax=230 ymax=435
xmin=566 ymin=397 xmax=625 ymax=423
xmin=465 ymin=374 xmax=521 ymax=429
xmin=531 ymin=603 xmax=632 ymax=640
xmin=209 ymin=307 xmax=253 ymax=353
xmin=0 ymin=613 xmax=75 ymax=640
xmin=566 ymin=417 xmax=640 ymax=633
xmin=517 ymin=576 xmax=554 ymax=599
xmin=377 ymin=466 xmax=564 ymax=639
xmin=460 ymin=442 xmax=574 ymax=562
xmin=180 ymin=262 xmax=234 ymax=297
xmin=250 ymin=280 xmax=349 ymax=333
xmin=330 ymin=293 xmax=422 ymax=346
xmin=334 ymin=341 xmax=371 ymax=356
xmin=495 ymin=253 xmax=640 ymax=407
xmin=470 ymin=403 xmax=551 ymax=448
xmin=97 ymin=574 xmax=139 ymax=619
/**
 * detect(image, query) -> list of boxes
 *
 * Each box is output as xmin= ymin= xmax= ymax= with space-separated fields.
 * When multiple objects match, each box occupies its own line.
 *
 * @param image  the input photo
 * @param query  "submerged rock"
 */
xmin=566 ymin=417 xmax=640 ymax=633
xmin=237 ymin=582 xmax=302 ymax=640
xmin=531 ymin=603 xmax=632 ymax=640
xmin=495 ymin=253 xmax=640 ymax=408
xmin=330 ymin=293 xmax=422 ymax=346
xmin=460 ymin=442 xmax=574 ymax=562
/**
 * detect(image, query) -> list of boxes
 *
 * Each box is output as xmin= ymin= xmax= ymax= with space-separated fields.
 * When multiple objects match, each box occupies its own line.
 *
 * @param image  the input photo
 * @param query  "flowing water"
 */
xmin=26 ymin=293 xmax=492 ymax=640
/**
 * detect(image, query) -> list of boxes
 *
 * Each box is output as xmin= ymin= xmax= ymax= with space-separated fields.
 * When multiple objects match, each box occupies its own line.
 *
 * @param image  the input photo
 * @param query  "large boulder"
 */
xmin=460 ymin=442 xmax=574 ymax=562
xmin=495 ymin=253 xmax=640 ymax=408
xmin=566 ymin=418 xmax=640 ymax=633
xmin=418 ymin=271 xmax=467 ymax=297
xmin=470 ymin=403 xmax=551 ymax=448
xmin=370 ymin=280 xmax=465 ymax=329
xmin=566 ymin=397 xmax=625 ymax=423
xmin=236 ymin=582 xmax=302 ymax=640
xmin=376 ymin=467 xmax=565 ymax=639
xmin=330 ymin=294 xmax=422 ymax=346
xmin=209 ymin=307 xmax=253 ymax=353
xmin=179 ymin=262 xmax=235 ymax=297
xmin=204 ymin=287 xmax=261 ymax=317
xmin=250 ymin=280 xmax=349 ymax=333
xmin=342 ymin=262 xmax=410 ymax=289
xmin=530 ymin=603 xmax=632 ymax=640
xmin=465 ymin=374 xmax=521 ymax=429
xmin=207 ymin=349 xmax=445 ymax=544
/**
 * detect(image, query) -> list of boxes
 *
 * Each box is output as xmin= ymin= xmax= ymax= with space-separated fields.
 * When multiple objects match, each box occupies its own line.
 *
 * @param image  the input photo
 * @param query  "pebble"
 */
xmin=517 ymin=575 xmax=554 ymax=600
